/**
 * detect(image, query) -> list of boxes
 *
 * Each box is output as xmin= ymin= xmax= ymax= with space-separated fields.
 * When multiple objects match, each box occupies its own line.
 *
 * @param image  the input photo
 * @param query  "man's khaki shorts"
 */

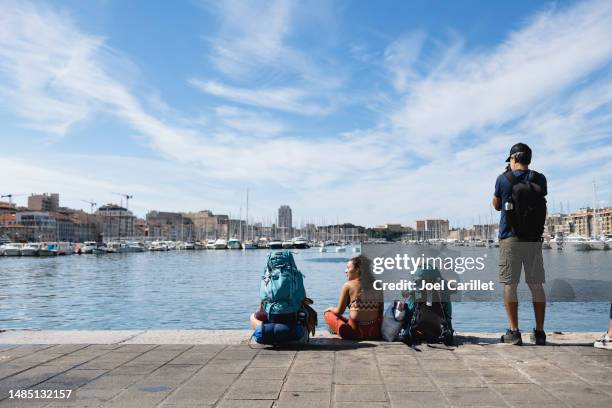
xmin=499 ymin=236 xmax=545 ymax=284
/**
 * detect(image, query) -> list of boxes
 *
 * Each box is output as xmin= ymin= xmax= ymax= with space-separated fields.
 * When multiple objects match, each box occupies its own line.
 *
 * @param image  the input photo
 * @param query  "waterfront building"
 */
xmin=52 ymin=209 xmax=99 ymax=242
xmin=0 ymin=201 xmax=16 ymax=215
xmin=278 ymin=205 xmax=292 ymax=240
xmin=16 ymin=212 xmax=56 ymax=241
xmin=28 ymin=193 xmax=59 ymax=212
xmin=134 ymin=218 xmax=148 ymax=238
xmin=415 ymin=219 xmax=450 ymax=240
xmin=96 ymin=204 xmax=135 ymax=240
xmin=183 ymin=210 xmax=228 ymax=241
xmin=0 ymin=213 xmax=28 ymax=241
xmin=146 ymin=211 xmax=195 ymax=241
xmin=600 ymin=207 xmax=612 ymax=236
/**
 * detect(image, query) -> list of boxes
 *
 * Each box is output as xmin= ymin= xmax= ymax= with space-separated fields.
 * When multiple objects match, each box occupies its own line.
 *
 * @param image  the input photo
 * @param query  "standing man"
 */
xmin=492 ymin=143 xmax=547 ymax=345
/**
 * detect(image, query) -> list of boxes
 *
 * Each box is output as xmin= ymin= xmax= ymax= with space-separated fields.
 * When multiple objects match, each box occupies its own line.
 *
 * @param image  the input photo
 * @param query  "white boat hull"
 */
xmin=587 ymin=241 xmax=609 ymax=250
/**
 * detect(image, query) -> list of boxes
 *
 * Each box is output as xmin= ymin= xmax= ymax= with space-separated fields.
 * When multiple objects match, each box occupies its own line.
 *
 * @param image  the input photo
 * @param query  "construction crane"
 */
xmin=1 ymin=193 xmax=25 ymax=205
xmin=112 ymin=192 xmax=133 ymax=210
xmin=81 ymin=200 xmax=97 ymax=213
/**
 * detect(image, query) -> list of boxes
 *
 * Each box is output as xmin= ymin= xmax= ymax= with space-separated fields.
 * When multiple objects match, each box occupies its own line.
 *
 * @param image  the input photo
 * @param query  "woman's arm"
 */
xmin=325 ymin=283 xmax=350 ymax=315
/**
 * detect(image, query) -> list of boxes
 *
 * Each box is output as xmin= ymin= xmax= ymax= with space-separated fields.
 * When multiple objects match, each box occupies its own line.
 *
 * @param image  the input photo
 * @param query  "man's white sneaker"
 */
xmin=594 ymin=334 xmax=612 ymax=350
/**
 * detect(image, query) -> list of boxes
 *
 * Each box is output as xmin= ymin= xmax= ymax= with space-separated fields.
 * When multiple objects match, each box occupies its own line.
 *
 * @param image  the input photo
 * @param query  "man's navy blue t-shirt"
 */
xmin=494 ymin=169 xmax=547 ymax=240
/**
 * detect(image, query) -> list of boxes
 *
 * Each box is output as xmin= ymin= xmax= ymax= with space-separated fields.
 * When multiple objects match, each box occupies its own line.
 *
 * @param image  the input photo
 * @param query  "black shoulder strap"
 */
xmin=504 ymin=171 xmax=518 ymax=186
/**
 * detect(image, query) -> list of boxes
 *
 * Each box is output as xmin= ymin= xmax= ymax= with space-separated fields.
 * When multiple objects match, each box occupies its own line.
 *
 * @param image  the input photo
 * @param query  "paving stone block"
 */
xmin=216 ymin=400 xmax=273 ymax=408
xmin=240 ymin=367 xmax=289 ymax=380
xmin=225 ymin=379 xmax=283 ymax=400
xmin=383 ymin=375 xmax=436 ymax=391
xmin=277 ymin=390 xmax=331 ymax=408
xmin=335 ymin=369 xmax=383 ymax=385
xmin=388 ymin=391 xmax=448 ymax=407
xmin=441 ymin=387 xmax=503 ymax=406
xmin=334 ymin=384 xmax=387 ymax=402
xmin=201 ymin=359 xmax=251 ymax=374
xmin=283 ymin=373 xmax=332 ymax=392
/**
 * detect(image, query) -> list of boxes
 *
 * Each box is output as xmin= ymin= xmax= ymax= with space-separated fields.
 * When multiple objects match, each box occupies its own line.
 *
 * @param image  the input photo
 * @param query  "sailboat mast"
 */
xmin=246 ymin=189 xmax=249 ymax=241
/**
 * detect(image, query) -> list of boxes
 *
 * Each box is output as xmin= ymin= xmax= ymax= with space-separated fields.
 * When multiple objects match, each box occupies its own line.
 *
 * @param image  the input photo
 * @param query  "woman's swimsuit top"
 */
xmin=349 ymin=295 xmax=383 ymax=312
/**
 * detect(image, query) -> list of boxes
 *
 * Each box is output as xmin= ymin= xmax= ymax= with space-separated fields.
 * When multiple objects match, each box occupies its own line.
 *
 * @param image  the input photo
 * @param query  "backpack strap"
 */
xmin=503 ymin=170 xmax=518 ymax=186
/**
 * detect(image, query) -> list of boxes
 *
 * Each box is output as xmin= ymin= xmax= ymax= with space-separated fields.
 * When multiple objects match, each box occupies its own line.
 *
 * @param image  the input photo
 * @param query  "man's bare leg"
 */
xmin=528 ymin=283 xmax=546 ymax=331
xmin=504 ymin=283 xmax=519 ymax=331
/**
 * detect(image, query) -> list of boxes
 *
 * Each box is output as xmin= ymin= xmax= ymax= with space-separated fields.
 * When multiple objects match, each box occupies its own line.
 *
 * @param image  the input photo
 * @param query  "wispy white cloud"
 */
xmin=390 ymin=0 xmax=612 ymax=151
xmin=191 ymin=80 xmax=330 ymax=115
xmin=193 ymin=0 xmax=343 ymax=116
xmin=383 ymin=32 xmax=425 ymax=92
xmin=205 ymin=0 xmax=293 ymax=79
xmin=213 ymin=105 xmax=288 ymax=137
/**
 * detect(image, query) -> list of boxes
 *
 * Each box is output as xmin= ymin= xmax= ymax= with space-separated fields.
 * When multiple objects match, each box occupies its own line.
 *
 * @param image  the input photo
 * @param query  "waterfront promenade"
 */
xmin=0 ymin=330 xmax=609 ymax=407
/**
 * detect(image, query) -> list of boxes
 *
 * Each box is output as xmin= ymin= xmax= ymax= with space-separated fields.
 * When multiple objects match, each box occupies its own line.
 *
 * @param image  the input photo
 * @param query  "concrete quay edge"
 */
xmin=0 ymin=329 xmax=602 ymax=345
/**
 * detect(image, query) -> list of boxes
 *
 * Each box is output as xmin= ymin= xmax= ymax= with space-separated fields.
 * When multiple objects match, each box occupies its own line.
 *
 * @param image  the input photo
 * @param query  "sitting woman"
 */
xmin=324 ymin=255 xmax=383 ymax=340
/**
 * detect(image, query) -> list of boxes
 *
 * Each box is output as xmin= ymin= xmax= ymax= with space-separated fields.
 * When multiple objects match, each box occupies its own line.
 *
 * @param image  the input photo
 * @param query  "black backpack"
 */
xmin=404 ymin=269 xmax=454 ymax=346
xmin=504 ymin=170 xmax=547 ymax=241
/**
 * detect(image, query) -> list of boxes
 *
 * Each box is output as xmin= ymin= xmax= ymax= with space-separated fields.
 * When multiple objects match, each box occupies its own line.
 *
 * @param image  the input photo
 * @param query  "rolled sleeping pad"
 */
xmin=254 ymin=322 xmax=305 ymax=345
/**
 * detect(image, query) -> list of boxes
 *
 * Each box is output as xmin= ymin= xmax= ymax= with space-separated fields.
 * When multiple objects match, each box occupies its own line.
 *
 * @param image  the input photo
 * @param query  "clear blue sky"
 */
xmin=1 ymin=0 xmax=611 ymax=227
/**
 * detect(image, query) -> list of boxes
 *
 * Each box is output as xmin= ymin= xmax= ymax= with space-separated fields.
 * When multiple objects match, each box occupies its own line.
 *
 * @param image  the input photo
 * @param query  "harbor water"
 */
xmin=0 ymin=247 xmax=610 ymax=332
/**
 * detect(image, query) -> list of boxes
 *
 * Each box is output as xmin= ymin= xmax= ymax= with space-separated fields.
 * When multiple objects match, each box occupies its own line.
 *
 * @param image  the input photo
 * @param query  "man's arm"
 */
xmin=493 ymin=175 xmax=502 ymax=211
xmin=492 ymin=196 xmax=501 ymax=211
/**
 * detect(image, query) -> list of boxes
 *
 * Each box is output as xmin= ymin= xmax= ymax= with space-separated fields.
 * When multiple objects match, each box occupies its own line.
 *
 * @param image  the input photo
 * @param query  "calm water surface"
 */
xmin=0 ymin=247 xmax=609 ymax=332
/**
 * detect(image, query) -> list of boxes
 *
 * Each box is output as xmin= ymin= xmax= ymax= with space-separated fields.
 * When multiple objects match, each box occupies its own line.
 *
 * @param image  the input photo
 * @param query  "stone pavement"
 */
xmin=0 ymin=333 xmax=610 ymax=408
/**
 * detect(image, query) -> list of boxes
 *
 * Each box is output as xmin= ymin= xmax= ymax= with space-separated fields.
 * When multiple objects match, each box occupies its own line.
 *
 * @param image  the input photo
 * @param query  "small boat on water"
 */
xmin=91 ymin=246 xmax=108 ymax=254
xmin=335 ymin=246 xmax=347 ymax=253
xmin=281 ymin=241 xmax=293 ymax=249
xmin=57 ymin=242 xmax=74 ymax=256
xmin=179 ymin=242 xmax=196 ymax=250
xmin=2 ymin=243 xmax=23 ymax=256
xmin=243 ymin=240 xmax=257 ymax=250
xmin=227 ymin=238 xmax=242 ymax=250
xmin=291 ymin=237 xmax=310 ymax=249
xmin=21 ymin=243 xmax=42 ymax=256
xmin=586 ymin=239 xmax=609 ymax=251
xmin=269 ymin=240 xmax=283 ymax=249
xmin=148 ymin=241 xmax=168 ymax=251
xmin=206 ymin=240 xmax=216 ymax=250
xmin=214 ymin=239 xmax=228 ymax=249
xmin=39 ymin=243 xmax=57 ymax=256
xmin=106 ymin=241 xmax=145 ymax=253
xmin=563 ymin=234 xmax=591 ymax=251
xmin=79 ymin=241 xmax=98 ymax=254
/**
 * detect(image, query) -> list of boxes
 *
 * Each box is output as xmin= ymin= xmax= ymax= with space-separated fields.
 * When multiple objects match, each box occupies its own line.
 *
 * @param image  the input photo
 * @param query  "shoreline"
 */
xmin=0 ymin=329 xmax=601 ymax=345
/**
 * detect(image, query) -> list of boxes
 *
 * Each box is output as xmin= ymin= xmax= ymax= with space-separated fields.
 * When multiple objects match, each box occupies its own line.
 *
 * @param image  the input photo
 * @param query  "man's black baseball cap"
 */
xmin=505 ymin=142 xmax=532 ymax=162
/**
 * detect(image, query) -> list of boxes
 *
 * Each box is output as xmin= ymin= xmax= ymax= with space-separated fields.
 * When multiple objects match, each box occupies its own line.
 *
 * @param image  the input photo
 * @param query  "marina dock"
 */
xmin=0 ymin=330 xmax=609 ymax=407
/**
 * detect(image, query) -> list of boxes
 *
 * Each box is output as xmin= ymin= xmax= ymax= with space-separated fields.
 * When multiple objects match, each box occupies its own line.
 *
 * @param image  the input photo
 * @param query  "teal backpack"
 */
xmin=260 ymin=251 xmax=306 ymax=321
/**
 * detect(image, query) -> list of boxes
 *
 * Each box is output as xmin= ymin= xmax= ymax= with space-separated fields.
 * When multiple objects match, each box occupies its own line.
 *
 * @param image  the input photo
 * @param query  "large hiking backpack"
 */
xmin=260 ymin=251 xmax=306 ymax=323
xmin=406 ymin=268 xmax=453 ymax=345
xmin=504 ymin=170 xmax=547 ymax=241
